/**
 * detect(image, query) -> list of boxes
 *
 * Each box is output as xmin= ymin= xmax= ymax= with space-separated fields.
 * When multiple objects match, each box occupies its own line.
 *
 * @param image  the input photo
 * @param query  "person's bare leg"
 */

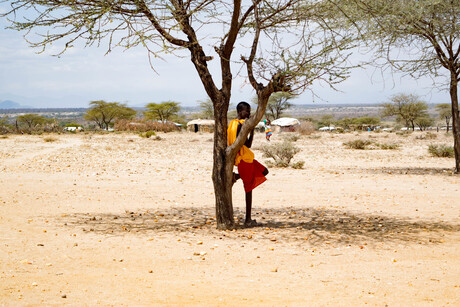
xmin=232 ymin=172 xmax=240 ymax=185
xmin=263 ymin=168 xmax=269 ymax=176
xmin=244 ymin=191 xmax=257 ymax=226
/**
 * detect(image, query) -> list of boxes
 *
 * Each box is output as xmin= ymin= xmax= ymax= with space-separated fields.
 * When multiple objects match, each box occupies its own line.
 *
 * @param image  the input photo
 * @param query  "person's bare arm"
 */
xmin=246 ymin=129 xmax=254 ymax=148
xmin=236 ymin=123 xmax=254 ymax=148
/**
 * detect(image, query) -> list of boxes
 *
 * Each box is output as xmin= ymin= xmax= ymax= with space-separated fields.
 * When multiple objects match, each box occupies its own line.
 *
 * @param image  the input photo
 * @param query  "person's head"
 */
xmin=236 ymin=101 xmax=251 ymax=119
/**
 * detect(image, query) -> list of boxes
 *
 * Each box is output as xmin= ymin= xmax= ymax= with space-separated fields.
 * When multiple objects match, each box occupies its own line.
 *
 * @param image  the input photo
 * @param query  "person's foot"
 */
xmin=244 ymin=219 xmax=258 ymax=227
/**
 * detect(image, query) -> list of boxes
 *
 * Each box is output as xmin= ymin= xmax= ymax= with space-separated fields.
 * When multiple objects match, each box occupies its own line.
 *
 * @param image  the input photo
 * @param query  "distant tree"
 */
xmin=0 ymin=116 xmax=11 ymax=133
xmin=65 ymin=123 xmax=82 ymax=128
xmin=17 ymin=114 xmax=47 ymax=129
xmin=144 ymin=101 xmax=180 ymax=122
xmin=381 ymin=94 xmax=428 ymax=131
xmin=1 ymin=0 xmax=360 ymax=228
xmin=354 ymin=116 xmax=381 ymax=127
xmin=335 ymin=117 xmax=354 ymax=129
xmin=339 ymin=0 xmax=460 ymax=171
xmin=337 ymin=116 xmax=381 ymax=130
xmin=84 ymin=100 xmax=136 ymax=130
xmin=318 ymin=115 xmax=335 ymax=128
xmin=415 ymin=117 xmax=435 ymax=131
xmin=198 ymin=99 xmax=214 ymax=119
xmin=435 ymin=103 xmax=452 ymax=133
xmin=254 ymin=92 xmax=295 ymax=120
xmin=0 ymin=116 xmax=9 ymax=126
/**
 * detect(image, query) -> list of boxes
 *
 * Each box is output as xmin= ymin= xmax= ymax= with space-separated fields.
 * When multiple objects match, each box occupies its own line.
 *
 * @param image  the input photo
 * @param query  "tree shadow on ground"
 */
xmin=57 ymin=207 xmax=460 ymax=247
xmin=358 ymin=166 xmax=456 ymax=176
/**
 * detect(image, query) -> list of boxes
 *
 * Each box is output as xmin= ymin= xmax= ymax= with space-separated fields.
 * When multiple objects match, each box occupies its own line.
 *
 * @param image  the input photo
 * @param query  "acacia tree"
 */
xmin=2 ymin=0 xmax=357 ymax=228
xmin=436 ymin=103 xmax=452 ymax=132
xmin=198 ymin=99 xmax=214 ymax=119
xmin=338 ymin=0 xmax=460 ymax=171
xmin=381 ymin=94 xmax=429 ymax=131
xmin=84 ymin=100 xmax=136 ymax=130
xmin=17 ymin=113 xmax=47 ymax=129
xmin=144 ymin=101 xmax=181 ymax=122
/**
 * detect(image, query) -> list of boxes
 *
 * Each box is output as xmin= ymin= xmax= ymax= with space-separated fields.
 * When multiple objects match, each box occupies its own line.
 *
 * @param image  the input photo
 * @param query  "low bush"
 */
xmin=291 ymin=161 xmax=305 ymax=169
xmin=375 ymin=143 xmax=400 ymax=150
xmin=283 ymin=133 xmax=300 ymax=142
xmin=296 ymin=121 xmax=315 ymax=135
xmin=416 ymin=132 xmax=437 ymax=140
xmin=43 ymin=136 xmax=58 ymax=142
xmin=140 ymin=130 xmax=157 ymax=138
xmin=343 ymin=139 xmax=372 ymax=150
xmin=428 ymin=144 xmax=454 ymax=158
xmin=261 ymin=140 xmax=300 ymax=168
xmin=396 ymin=131 xmax=412 ymax=137
xmin=115 ymin=119 xmax=178 ymax=133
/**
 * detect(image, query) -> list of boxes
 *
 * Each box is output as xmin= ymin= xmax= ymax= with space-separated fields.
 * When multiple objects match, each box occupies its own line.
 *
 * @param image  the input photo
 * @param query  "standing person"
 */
xmin=227 ymin=101 xmax=269 ymax=227
xmin=264 ymin=118 xmax=272 ymax=141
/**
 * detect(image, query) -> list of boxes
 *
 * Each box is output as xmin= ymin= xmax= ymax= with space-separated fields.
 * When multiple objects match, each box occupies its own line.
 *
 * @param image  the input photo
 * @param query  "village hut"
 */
xmin=271 ymin=117 xmax=301 ymax=132
xmin=186 ymin=119 xmax=215 ymax=133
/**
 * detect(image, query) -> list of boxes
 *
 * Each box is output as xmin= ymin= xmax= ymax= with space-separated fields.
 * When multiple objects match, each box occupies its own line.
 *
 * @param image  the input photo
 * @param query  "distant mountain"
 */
xmin=0 ymin=100 xmax=32 ymax=109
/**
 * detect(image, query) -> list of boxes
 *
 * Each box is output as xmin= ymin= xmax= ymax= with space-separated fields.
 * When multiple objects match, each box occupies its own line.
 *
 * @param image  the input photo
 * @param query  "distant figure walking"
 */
xmin=264 ymin=118 xmax=272 ymax=142
xmin=227 ymin=102 xmax=269 ymax=227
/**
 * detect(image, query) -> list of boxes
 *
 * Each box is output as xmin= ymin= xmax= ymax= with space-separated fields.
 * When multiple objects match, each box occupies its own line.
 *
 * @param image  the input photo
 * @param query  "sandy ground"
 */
xmin=0 ymin=130 xmax=459 ymax=306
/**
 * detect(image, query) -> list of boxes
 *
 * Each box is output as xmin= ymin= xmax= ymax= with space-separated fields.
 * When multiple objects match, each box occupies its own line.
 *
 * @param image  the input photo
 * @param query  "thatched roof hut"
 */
xmin=271 ymin=117 xmax=300 ymax=132
xmin=186 ymin=119 xmax=215 ymax=133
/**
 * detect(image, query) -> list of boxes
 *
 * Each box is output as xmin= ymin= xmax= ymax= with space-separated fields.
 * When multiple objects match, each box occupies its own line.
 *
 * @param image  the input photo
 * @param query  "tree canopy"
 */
xmin=17 ymin=114 xmax=48 ymax=129
xmin=436 ymin=103 xmax=453 ymax=132
xmin=144 ymin=101 xmax=180 ymax=122
xmin=84 ymin=100 xmax=136 ymax=130
xmin=198 ymin=99 xmax=214 ymax=120
xmin=336 ymin=0 xmax=460 ymax=171
xmin=381 ymin=94 xmax=429 ymax=131
xmin=1 ymin=0 xmax=360 ymax=228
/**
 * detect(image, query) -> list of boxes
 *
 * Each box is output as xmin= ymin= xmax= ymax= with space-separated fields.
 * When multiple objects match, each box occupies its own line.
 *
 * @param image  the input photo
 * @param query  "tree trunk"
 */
xmin=212 ymin=100 xmax=235 ymax=229
xmin=449 ymin=71 xmax=460 ymax=173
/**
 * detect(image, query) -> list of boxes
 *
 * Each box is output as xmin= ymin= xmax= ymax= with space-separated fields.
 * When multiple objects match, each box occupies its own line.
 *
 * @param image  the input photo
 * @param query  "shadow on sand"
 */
xmin=57 ymin=207 xmax=460 ymax=247
xmin=359 ymin=166 xmax=456 ymax=176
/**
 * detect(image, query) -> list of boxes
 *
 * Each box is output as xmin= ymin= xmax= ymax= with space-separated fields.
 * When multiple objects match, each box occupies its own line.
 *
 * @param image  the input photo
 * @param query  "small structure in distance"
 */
xmin=187 ymin=119 xmax=215 ymax=133
xmin=271 ymin=117 xmax=301 ymax=132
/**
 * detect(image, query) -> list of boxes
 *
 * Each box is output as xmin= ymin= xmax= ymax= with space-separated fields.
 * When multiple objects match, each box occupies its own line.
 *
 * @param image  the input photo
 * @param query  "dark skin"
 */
xmin=233 ymin=105 xmax=269 ymax=226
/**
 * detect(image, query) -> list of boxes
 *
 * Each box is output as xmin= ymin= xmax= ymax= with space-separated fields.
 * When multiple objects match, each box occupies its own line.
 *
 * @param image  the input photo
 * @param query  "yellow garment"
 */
xmin=227 ymin=119 xmax=254 ymax=166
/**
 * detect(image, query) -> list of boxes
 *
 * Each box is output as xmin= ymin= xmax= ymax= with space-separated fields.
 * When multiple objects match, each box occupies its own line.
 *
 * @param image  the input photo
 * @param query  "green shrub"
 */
xmin=140 ymin=130 xmax=156 ymax=138
xmin=291 ymin=161 xmax=305 ymax=169
xmin=283 ymin=133 xmax=300 ymax=142
xmin=343 ymin=139 xmax=372 ymax=150
xmin=296 ymin=121 xmax=315 ymax=135
xmin=375 ymin=143 xmax=400 ymax=150
xmin=428 ymin=144 xmax=454 ymax=158
xmin=416 ymin=132 xmax=437 ymax=140
xmin=43 ymin=136 xmax=57 ymax=142
xmin=261 ymin=140 xmax=300 ymax=168
xmin=396 ymin=131 xmax=412 ymax=137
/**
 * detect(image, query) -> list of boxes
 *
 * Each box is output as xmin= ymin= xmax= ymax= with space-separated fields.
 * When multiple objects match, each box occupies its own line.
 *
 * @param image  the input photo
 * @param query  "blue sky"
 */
xmin=0 ymin=8 xmax=451 ymax=109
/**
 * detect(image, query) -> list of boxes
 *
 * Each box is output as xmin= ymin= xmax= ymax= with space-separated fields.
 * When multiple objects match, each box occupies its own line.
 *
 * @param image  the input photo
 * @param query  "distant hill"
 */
xmin=0 ymin=100 xmax=32 ymax=109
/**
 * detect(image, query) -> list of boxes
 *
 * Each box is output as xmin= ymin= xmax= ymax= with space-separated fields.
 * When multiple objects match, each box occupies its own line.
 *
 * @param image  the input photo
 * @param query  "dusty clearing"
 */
xmin=0 ymin=131 xmax=459 ymax=306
